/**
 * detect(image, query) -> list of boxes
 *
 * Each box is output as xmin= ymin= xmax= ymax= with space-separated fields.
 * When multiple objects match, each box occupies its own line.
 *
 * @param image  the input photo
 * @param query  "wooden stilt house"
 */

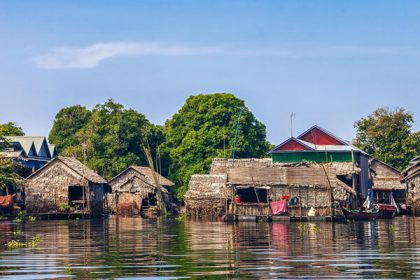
xmin=24 ymin=156 xmax=107 ymax=217
xmin=108 ymin=166 xmax=174 ymax=216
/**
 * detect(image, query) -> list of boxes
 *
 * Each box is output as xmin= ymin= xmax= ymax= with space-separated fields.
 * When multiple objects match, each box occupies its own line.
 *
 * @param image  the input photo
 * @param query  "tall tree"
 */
xmin=49 ymin=105 xmax=92 ymax=151
xmin=353 ymin=107 xmax=420 ymax=170
xmin=49 ymin=100 xmax=165 ymax=179
xmin=163 ymin=93 xmax=270 ymax=199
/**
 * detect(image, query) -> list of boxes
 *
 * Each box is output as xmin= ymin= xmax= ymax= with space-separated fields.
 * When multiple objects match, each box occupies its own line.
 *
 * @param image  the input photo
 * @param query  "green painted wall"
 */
xmin=272 ymin=151 xmax=358 ymax=163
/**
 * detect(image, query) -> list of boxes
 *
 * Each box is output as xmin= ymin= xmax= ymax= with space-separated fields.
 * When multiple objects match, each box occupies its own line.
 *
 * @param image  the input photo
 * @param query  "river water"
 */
xmin=0 ymin=216 xmax=419 ymax=279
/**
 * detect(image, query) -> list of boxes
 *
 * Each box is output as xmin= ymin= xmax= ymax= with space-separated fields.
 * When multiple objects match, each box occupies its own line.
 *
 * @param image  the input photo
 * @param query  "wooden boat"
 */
xmin=341 ymin=206 xmax=379 ymax=221
xmin=376 ymin=204 xmax=397 ymax=219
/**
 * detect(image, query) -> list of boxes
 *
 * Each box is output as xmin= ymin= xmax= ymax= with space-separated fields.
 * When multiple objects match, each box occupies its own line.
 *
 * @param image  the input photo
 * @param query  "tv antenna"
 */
xmin=290 ymin=112 xmax=295 ymax=137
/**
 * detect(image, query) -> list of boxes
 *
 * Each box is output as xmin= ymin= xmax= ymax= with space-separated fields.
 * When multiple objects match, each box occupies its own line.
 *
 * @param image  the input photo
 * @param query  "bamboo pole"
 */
xmin=320 ymin=164 xmax=334 ymax=217
xmin=142 ymin=145 xmax=167 ymax=217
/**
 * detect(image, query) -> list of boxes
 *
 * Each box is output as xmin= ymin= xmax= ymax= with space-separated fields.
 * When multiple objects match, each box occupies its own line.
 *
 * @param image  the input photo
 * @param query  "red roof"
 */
xmin=271 ymin=138 xmax=312 ymax=152
xmin=297 ymin=126 xmax=346 ymax=145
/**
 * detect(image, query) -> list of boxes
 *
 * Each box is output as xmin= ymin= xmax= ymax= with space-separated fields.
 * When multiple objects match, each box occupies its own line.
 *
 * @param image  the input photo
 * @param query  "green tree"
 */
xmin=353 ymin=107 xmax=420 ymax=170
xmin=49 ymin=100 xmax=165 ymax=179
xmin=49 ymin=105 xmax=92 ymax=151
xmin=0 ymin=122 xmax=26 ymax=191
xmin=0 ymin=122 xmax=24 ymax=136
xmin=163 ymin=93 xmax=270 ymax=199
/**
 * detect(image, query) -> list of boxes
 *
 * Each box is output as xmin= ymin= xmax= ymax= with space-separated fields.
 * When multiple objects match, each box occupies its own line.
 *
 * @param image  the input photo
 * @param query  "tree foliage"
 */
xmin=49 ymin=105 xmax=91 ymax=151
xmin=49 ymin=100 xmax=165 ymax=179
xmin=353 ymin=107 xmax=420 ymax=170
xmin=0 ymin=122 xmax=24 ymax=137
xmin=163 ymin=93 xmax=270 ymax=199
xmin=0 ymin=122 xmax=25 ymax=191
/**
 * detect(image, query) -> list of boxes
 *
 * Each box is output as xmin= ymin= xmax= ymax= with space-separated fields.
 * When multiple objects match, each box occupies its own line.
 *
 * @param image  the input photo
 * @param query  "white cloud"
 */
xmin=34 ymin=42 xmax=223 ymax=69
xmin=34 ymin=41 xmax=415 ymax=70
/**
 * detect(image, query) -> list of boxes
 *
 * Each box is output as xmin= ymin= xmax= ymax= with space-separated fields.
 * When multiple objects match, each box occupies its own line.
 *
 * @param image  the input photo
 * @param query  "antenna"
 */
xmin=231 ymin=107 xmax=244 ymax=166
xmin=290 ymin=113 xmax=295 ymax=137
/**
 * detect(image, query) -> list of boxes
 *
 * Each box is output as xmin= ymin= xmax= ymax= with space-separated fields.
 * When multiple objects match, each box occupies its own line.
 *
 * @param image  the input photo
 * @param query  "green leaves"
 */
xmin=49 ymin=100 xmax=164 ymax=179
xmin=353 ymin=107 xmax=420 ymax=170
xmin=48 ymin=94 xmax=270 ymax=200
xmin=162 ymin=93 xmax=270 ymax=199
xmin=0 ymin=122 xmax=24 ymax=137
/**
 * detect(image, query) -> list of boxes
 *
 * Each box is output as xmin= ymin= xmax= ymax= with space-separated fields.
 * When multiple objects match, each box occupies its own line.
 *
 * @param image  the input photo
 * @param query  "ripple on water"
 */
xmin=0 ymin=216 xmax=419 ymax=279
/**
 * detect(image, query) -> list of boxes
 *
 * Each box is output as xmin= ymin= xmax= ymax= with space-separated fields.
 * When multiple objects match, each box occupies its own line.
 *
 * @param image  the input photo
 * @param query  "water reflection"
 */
xmin=0 ymin=216 xmax=419 ymax=279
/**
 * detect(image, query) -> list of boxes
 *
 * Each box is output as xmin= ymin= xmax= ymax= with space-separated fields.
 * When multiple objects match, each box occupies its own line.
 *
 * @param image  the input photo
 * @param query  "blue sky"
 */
xmin=0 ymin=1 xmax=419 ymax=144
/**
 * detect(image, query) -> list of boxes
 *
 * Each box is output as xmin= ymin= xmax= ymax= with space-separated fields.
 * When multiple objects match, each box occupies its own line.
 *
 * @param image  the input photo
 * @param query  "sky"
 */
xmin=0 ymin=1 xmax=419 ymax=145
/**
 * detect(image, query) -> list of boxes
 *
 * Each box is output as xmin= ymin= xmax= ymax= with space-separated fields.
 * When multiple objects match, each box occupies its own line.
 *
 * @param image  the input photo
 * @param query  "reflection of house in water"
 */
xmin=402 ymin=156 xmax=420 ymax=215
xmin=108 ymin=166 xmax=174 ymax=216
xmin=185 ymin=125 xmax=405 ymax=220
xmin=24 ymin=156 xmax=107 ymax=216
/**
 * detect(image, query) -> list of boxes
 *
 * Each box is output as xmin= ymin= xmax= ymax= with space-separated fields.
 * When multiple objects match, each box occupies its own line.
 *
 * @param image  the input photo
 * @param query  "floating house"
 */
xmin=269 ymin=125 xmax=405 ymax=203
xmin=269 ymin=125 xmax=371 ymax=201
xmin=402 ymin=156 xmax=420 ymax=215
xmin=24 ymin=156 xmax=107 ymax=216
xmin=0 ymin=136 xmax=57 ymax=170
xmin=186 ymin=158 xmax=356 ymax=219
xmin=108 ymin=166 xmax=174 ymax=216
xmin=185 ymin=125 xmax=404 ymax=220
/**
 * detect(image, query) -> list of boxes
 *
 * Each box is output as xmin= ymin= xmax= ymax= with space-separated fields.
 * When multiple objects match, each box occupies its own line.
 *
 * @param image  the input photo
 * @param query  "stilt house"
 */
xmin=108 ymin=166 xmax=174 ymax=216
xmin=402 ymin=156 xmax=420 ymax=214
xmin=185 ymin=125 xmax=404 ymax=219
xmin=24 ymin=156 xmax=107 ymax=216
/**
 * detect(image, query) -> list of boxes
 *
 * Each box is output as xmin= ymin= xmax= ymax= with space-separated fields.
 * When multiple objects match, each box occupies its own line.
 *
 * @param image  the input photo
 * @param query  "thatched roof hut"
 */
xmin=24 ymin=156 xmax=107 ymax=216
xmin=108 ymin=166 xmax=174 ymax=216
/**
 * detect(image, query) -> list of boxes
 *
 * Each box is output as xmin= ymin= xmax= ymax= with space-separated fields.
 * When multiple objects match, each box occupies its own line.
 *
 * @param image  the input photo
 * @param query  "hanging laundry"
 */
xmin=270 ymin=200 xmax=287 ymax=215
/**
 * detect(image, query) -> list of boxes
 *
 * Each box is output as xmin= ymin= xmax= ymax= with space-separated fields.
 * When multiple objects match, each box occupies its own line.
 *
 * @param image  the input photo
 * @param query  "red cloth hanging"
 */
xmin=0 ymin=194 xmax=15 ymax=208
xmin=270 ymin=200 xmax=288 ymax=215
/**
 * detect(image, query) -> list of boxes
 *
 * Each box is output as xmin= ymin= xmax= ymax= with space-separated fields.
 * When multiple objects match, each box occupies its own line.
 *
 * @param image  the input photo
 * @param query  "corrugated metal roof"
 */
xmin=48 ymin=144 xmax=57 ymax=157
xmin=5 ymin=136 xmax=53 ymax=158
xmin=296 ymin=125 xmax=349 ymax=145
xmin=5 ymin=136 xmax=37 ymax=156
xmin=298 ymin=139 xmax=364 ymax=152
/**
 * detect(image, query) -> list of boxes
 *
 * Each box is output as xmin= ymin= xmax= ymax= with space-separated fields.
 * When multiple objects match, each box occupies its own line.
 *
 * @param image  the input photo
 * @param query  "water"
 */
xmin=0 ymin=216 xmax=419 ymax=279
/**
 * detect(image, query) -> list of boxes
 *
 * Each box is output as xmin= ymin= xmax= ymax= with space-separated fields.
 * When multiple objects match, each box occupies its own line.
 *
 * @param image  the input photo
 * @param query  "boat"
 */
xmin=341 ymin=206 xmax=379 ymax=221
xmin=363 ymin=189 xmax=398 ymax=219
xmin=376 ymin=204 xmax=397 ymax=219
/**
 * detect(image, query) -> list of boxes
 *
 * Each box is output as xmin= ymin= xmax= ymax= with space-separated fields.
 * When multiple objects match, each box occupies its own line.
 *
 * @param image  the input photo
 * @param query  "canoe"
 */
xmin=341 ymin=206 xmax=379 ymax=221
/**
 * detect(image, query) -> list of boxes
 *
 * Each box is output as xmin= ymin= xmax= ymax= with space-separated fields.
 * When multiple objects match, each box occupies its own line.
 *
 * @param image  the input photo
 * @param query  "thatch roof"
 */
xmin=185 ymin=174 xmax=228 ymax=200
xmin=110 ymin=166 xmax=174 ymax=187
xmin=130 ymin=166 xmax=174 ymax=186
xmin=402 ymin=156 xmax=420 ymax=182
xmin=26 ymin=156 xmax=106 ymax=184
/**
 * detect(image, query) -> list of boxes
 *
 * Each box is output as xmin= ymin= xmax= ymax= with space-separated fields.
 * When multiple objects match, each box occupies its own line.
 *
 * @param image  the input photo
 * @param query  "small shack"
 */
xmin=402 ymin=156 xmax=420 ymax=215
xmin=108 ymin=166 xmax=174 ymax=216
xmin=369 ymin=158 xmax=406 ymax=207
xmin=24 ymin=156 xmax=107 ymax=217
